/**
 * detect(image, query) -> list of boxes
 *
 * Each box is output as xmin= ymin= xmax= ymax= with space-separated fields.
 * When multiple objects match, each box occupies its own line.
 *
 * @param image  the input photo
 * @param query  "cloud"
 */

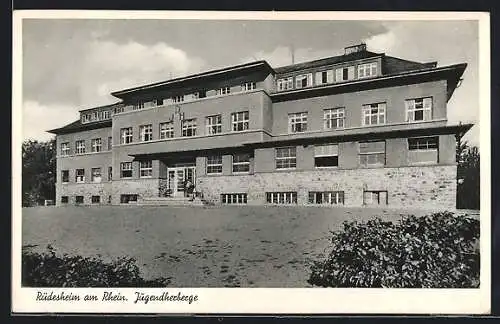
xmin=364 ymin=30 xmax=397 ymax=54
xmin=22 ymin=101 xmax=78 ymax=141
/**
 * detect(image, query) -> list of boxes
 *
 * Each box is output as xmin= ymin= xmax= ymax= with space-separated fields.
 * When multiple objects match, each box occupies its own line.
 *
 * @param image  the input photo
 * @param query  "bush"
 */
xmin=308 ymin=212 xmax=480 ymax=288
xmin=22 ymin=245 xmax=171 ymax=287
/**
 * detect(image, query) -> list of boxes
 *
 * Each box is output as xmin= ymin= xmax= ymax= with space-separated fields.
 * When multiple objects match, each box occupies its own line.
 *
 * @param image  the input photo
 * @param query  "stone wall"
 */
xmin=111 ymin=179 xmax=160 ymax=204
xmin=196 ymin=165 xmax=457 ymax=210
xmin=57 ymin=183 xmax=113 ymax=205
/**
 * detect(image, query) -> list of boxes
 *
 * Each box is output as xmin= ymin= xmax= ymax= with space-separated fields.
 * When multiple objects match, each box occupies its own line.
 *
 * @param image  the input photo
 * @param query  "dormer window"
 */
xmin=133 ymin=101 xmax=144 ymax=110
xmin=335 ymin=66 xmax=355 ymax=82
xmin=315 ymin=70 xmax=334 ymax=85
xmin=172 ymin=95 xmax=185 ymax=103
xmin=216 ymin=87 xmax=231 ymax=95
xmin=358 ymin=62 xmax=378 ymax=79
xmin=295 ymin=73 xmax=313 ymax=89
xmin=277 ymin=77 xmax=293 ymax=91
xmin=241 ymin=82 xmax=256 ymax=91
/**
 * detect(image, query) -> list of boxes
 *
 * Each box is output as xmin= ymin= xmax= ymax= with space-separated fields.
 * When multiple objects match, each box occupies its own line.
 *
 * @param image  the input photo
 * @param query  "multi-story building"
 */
xmin=48 ymin=43 xmax=473 ymax=209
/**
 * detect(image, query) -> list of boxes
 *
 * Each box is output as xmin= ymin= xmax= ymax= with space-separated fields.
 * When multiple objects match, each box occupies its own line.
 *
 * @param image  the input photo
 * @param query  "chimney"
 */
xmin=344 ymin=43 xmax=367 ymax=55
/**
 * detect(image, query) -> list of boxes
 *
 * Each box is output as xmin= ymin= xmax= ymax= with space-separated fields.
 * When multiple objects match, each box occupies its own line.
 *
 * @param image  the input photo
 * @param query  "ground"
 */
xmin=22 ymin=206 xmax=464 ymax=287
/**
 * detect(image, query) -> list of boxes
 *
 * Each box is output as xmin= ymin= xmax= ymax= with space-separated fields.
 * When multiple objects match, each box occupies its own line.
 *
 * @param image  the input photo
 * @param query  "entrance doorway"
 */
xmin=167 ymin=163 xmax=196 ymax=197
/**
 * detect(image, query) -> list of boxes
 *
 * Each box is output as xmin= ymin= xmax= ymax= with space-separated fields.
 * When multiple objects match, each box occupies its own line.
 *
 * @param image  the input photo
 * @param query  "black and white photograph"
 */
xmin=12 ymin=11 xmax=490 ymax=314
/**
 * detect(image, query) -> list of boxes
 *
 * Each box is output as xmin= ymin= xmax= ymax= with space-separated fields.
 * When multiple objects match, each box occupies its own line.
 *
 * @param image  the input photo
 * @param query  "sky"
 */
xmin=21 ymin=18 xmax=480 ymax=146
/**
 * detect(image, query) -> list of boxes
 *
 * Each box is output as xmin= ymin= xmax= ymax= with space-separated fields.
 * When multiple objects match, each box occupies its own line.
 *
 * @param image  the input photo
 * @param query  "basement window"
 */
xmin=363 ymin=190 xmax=388 ymax=206
xmin=308 ymin=191 xmax=344 ymax=205
xmin=266 ymin=192 xmax=298 ymax=204
xmin=75 ymin=196 xmax=84 ymax=204
xmin=120 ymin=194 xmax=138 ymax=204
xmin=91 ymin=196 xmax=101 ymax=204
xmin=221 ymin=193 xmax=248 ymax=204
xmin=61 ymin=196 xmax=68 ymax=204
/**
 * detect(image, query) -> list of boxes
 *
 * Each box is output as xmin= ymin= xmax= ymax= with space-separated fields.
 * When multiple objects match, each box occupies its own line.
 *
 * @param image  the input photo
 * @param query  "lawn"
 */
xmin=22 ymin=205 xmax=450 ymax=287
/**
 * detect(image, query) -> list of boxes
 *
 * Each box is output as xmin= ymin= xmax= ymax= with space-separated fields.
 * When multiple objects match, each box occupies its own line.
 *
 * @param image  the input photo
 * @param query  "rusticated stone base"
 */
xmin=196 ymin=165 xmax=457 ymax=210
xmin=57 ymin=182 xmax=113 ymax=206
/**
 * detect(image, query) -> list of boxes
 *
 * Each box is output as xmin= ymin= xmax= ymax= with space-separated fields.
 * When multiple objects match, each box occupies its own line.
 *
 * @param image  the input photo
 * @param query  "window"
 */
xmin=206 ymin=115 xmax=222 ymax=135
xmin=133 ymin=101 xmax=144 ymax=110
xmin=362 ymin=103 xmax=386 ymax=126
xmin=114 ymin=106 xmax=124 ymax=114
xmin=81 ymin=113 xmax=91 ymax=123
xmin=91 ymin=138 xmax=102 ymax=153
xmin=91 ymin=196 xmax=101 ymax=204
xmin=314 ymin=144 xmax=339 ymax=167
xmin=221 ymin=193 xmax=248 ymax=204
xmin=75 ymin=196 xmax=84 ymax=204
xmin=60 ymin=142 xmax=70 ymax=156
xmin=406 ymin=97 xmax=432 ymax=122
xmin=295 ymin=73 xmax=313 ymax=89
xmin=231 ymin=111 xmax=249 ymax=131
xmin=232 ymin=153 xmax=251 ymax=173
xmin=159 ymin=122 xmax=174 ymax=139
xmin=315 ymin=70 xmax=334 ymax=85
xmin=206 ymin=156 xmax=222 ymax=174
xmin=192 ymin=91 xmax=207 ymax=100
xmin=182 ymin=119 xmax=197 ymax=137
xmin=61 ymin=170 xmax=69 ymax=183
xmin=357 ymin=62 xmax=378 ymax=79
xmin=75 ymin=169 xmax=85 ymax=183
xmin=363 ymin=190 xmax=388 ymax=205
xmin=120 ymin=162 xmax=133 ymax=178
xmin=276 ymin=147 xmax=296 ymax=169
xmin=277 ymin=77 xmax=294 ymax=91
xmin=241 ymin=82 xmax=256 ymax=91
xmin=120 ymin=194 xmax=138 ymax=204
xmin=172 ymin=95 xmax=185 ymax=103
xmin=216 ymin=87 xmax=231 ymax=95
xmin=61 ymin=196 xmax=68 ymax=204
xmin=140 ymin=161 xmax=153 ymax=178
xmin=140 ymin=124 xmax=153 ymax=142
xmin=308 ymin=191 xmax=344 ymax=205
xmin=75 ymin=140 xmax=85 ymax=154
xmin=103 ymin=110 xmax=111 ymax=119
xmin=155 ymin=98 xmax=164 ymax=106
xmin=108 ymin=166 xmax=112 ymax=181
xmin=266 ymin=192 xmax=297 ymax=204
xmin=288 ymin=112 xmax=308 ymax=133
xmin=120 ymin=127 xmax=133 ymax=144
xmin=91 ymin=168 xmax=101 ymax=183
xmin=408 ymin=137 xmax=439 ymax=164
xmin=324 ymin=108 xmax=345 ymax=129
xmin=335 ymin=66 xmax=355 ymax=82
xmin=359 ymin=141 xmax=386 ymax=167
xmin=108 ymin=137 xmax=112 ymax=150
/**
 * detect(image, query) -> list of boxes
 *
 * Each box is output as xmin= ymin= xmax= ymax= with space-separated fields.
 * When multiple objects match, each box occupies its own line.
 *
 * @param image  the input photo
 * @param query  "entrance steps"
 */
xmin=138 ymin=196 xmax=204 ymax=206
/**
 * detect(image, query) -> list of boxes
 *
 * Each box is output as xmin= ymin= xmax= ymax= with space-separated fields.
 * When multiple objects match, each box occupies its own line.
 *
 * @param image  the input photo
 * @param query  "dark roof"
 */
xmin=111 ymin=60 xmax=274 ymax=98
xmin=47 ymin=119 xmax=112 ymax=135
xmin=79 ymin=101 xmax=123 ymax=113
xmin=274 ymin=50 xmax=383 ymax=74
xmin=383 ymin=56 xmax=437 ymax=75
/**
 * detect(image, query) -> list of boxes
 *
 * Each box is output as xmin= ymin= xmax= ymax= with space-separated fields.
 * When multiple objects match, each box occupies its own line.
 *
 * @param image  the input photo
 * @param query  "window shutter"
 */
xmin=347 ymin=66 xmax=355 ymax=80
xmin=335 ymin=68 xmax=343 ymax=82
xmin=295 ymin=77 xmax=301 ymax=88
xmin=423 ymin=97 xmax=432 ymax=109
xmin=307 ymin=73 xmax=313 ymax=86
xmin=327 ymin=70 xmax=334 ymax=83
xmin=315 ymin=72 xmax=322 ymax=85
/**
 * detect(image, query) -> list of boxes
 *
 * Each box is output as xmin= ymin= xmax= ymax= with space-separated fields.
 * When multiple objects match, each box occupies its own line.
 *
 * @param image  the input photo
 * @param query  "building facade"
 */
xmin=49 ymin=43 xmax=473 ymax=209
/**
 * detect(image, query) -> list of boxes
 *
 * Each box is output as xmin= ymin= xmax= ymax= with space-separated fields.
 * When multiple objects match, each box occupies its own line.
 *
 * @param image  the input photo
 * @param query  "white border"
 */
xmin=12 ymin=10 xmax=491 ymax=314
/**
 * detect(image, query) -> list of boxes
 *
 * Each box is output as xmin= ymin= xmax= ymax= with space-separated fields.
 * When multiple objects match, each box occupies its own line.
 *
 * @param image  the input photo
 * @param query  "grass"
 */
xmin=22 ymin=205 xmax=453 ymax=287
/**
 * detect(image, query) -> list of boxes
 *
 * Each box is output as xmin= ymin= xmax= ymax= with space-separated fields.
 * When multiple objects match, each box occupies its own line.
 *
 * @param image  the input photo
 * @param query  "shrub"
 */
xmin=308 ymin=212 xmax=480 ymax=288
xmin=22 ymin=245 xmax=171 ymax=287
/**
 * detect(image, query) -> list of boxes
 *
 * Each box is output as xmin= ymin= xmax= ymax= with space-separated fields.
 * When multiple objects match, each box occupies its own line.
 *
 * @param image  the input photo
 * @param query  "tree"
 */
xmin=22 ymin=139 xmax=56 ymax=207
xmin=456 ymin=138 xmax=480 ymax=210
